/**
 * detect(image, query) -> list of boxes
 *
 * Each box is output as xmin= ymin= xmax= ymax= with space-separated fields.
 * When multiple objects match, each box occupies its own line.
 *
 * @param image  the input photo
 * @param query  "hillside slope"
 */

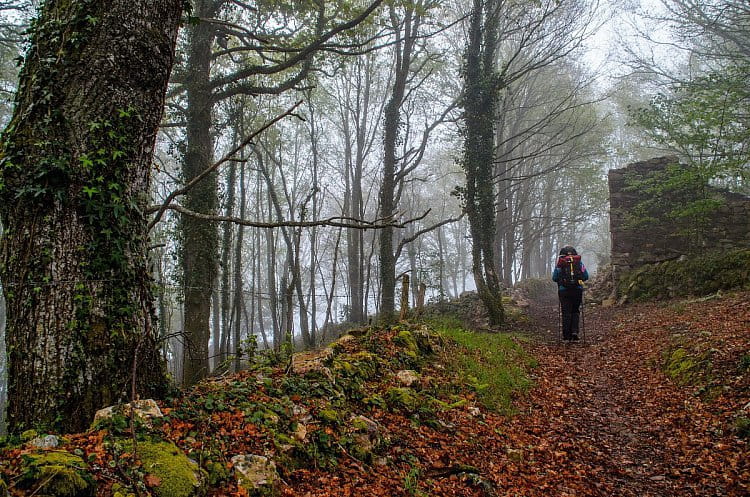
xmin=1 ymin=292 xmax=748 ymax=496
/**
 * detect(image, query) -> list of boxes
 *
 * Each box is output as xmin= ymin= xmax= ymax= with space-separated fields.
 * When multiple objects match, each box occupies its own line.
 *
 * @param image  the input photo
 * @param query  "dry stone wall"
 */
xmin=608 ymin=156 xmax=750 ymax=295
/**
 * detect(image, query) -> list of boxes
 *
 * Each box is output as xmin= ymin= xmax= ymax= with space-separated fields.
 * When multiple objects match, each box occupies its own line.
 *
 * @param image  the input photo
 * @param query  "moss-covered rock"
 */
xmin=345 ymin=415 xmax=382 ymax=461
xmin=20 ymin=429 xmax=39 ymax=442
xmin=18 ymin=450 xmax=94 ymax=497
xmin=332 ymin=351 xmax=380 ymax=380
xmin=28 ymin=434 xmax=60 ymax=449
xmin=385 ymin=387 xmax=418 ymax=412
xmin=618 ymin=248 xmax=750 ymax=301
xmin=662 ymin=347 xmax=711 ymax=386
xmin=395 ymin=369 xmax=420 ymax=387
xmin=290 ymin=348 xmax=334 ymax=377
xmin=92 ymin=399 xmax=164 ymax=431
xmin=394 ymin=330 xmax=417 ymax=352
xmin=412 ymin=327 xmax=439 ymax=354
xmin=129 ymin=441 xmax=207 ymax=497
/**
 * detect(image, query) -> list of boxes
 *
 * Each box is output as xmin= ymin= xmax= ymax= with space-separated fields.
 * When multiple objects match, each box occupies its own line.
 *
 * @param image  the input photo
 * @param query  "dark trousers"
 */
xmin=559 ymin=288 xmax=583 ymax=340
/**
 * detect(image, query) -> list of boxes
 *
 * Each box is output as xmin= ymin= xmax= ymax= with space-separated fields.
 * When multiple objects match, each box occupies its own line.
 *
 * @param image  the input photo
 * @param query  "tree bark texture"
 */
xmin=0 ymin=0 xmax=182 ymax=432
xmin=180 ymin=0 xmax=221 ymax=386
xmin=379 ymin=4 xmax=419 ymax=323
xmin=462 ymin=0 xmax=504 ymax=325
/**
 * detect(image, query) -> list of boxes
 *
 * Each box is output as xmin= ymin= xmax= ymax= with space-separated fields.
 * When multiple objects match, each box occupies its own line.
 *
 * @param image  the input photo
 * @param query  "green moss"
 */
xmin=385 ymin=387 xmax=418 ymax=412
xmin=362 ymin=394 xmax=387 ymax=409
xmin=126 ymin=441 xmax=206 ymax=497
xmin=333 ymin=360 xmax=355 ymax=374
xmin=351 ymin=417 xmax=369 ymax=431
xmin=394 ymin=330 xmax=417 ymax=353
xmin=111 ymin=483 xmax=136 ymax=497
xmin=433 ymin=322 xmax=534 ymax=414
xmin=430 ymin=397 xmax=468 ymax=411
xmin=662 ymin=347 xmax=711 ymax=386
xmin=318 ymin=409 xmax=340 ymax=425
xmin=19 ymin=450 xmax=93 ymax=497
xmin=205 ymin=461 xmax=229 ymax=486
xmin=734 ymin=416 xmax=750 ymax=439
xmin=20 ymin=429 xmax=39 ymax=442
xmin=619 ymin=248 xmax=750 ymax=301
xmin=274 ymin=433 xmax=295 ymax=446
xmin=332 ymin=351 xmax=379 ymax=380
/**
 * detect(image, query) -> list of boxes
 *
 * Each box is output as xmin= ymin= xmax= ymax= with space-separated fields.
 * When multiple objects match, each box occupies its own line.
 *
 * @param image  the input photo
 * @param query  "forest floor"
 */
xmin=2 ymin=291 xmax=748 ymax=496
xmin=486 ymin=290 xmax=750 ymax=497
xmin=284 ymin=290 xmax=750 ymax=496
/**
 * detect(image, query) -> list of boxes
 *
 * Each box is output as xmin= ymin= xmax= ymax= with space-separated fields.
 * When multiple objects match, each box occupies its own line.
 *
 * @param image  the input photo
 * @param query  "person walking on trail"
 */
xmin=552 ymin=246 xmax=589 ymax=341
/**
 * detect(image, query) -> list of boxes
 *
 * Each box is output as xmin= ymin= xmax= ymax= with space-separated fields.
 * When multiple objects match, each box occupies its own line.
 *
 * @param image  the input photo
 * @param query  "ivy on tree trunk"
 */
xmin=0 ymin=0 xmax=183 ymax=433
xmin=462 ymin=0 xmax=505 ymax=326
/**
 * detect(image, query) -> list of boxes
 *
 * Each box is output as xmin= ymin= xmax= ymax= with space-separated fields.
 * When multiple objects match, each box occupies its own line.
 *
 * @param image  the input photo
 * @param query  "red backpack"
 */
xmin=557 ymin=255 xmax=583 ymax=288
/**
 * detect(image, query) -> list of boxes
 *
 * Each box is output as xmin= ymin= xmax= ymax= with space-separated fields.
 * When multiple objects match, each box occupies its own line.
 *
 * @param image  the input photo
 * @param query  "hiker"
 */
xmin=552 ymin=246 xmax=589 ymax=341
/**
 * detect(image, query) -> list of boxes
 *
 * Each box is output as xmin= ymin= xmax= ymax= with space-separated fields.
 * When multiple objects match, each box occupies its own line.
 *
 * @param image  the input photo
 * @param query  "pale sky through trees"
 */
xmin=583 ymin=0 xmax=676 ymax=87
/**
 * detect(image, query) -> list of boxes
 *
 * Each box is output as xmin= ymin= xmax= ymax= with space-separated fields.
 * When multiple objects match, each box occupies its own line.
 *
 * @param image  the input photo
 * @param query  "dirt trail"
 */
xmin=492 ymin=294 xmax=749 ymax=496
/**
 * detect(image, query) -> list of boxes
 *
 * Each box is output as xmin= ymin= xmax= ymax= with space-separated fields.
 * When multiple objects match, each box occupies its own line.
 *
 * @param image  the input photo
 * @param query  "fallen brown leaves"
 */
xmin=1 ymin=292 xmax=747 ymax=497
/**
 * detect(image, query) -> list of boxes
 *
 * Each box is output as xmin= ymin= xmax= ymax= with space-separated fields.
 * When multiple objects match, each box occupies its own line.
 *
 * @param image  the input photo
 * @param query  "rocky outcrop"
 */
xmin=231 ymin=454 xmax=279 ymax=495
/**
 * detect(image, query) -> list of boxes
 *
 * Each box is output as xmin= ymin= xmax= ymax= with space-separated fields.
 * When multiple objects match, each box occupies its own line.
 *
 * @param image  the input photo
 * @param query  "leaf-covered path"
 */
xmin=285 ymin=292 xmax=748 ymax=497
xmin=491 ymin=291 xmax=750 ymax=496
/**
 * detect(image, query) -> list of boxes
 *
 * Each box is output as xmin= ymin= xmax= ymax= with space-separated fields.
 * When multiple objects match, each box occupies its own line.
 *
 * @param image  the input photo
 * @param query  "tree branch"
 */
xmin=147 ymin=100 xmax=304 ymax=230
xmin=153 ymin=203 xmax=431 ymax=230
xmin=395 ymin=213 xmax=464 ymax=260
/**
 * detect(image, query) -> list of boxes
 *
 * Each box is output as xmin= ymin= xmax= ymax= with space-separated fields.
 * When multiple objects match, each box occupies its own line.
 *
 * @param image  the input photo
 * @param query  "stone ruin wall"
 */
xmin=608 ymin=156 xmax=750 ymax=293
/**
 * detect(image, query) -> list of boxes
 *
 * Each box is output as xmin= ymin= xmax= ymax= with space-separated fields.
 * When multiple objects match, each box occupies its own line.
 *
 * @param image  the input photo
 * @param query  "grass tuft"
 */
xmin=430 ymin=317 xmax=535 ymax=414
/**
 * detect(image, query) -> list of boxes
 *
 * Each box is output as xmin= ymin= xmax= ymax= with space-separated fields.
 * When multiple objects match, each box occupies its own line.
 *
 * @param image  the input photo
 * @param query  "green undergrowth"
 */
xmin=17 ymin=450 xmax=94 ymax=497
xmin=429 ymin=317 xmax=536 ymax=414
xmin=121 ymin=440 xmax=206 ymax=497
xmin=1 ymin=318 xmax=539 ymax=495
xmin=658 ymin=322 xmax=720 ymax=400
xmin=619 ymin=248 xmax=750 ymax=302
xmin=662 ymin=345 xmax=713 ymax=388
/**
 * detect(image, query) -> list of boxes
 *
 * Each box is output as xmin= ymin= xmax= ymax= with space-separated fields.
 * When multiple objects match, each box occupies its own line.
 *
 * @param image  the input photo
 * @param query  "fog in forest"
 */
xmin=0 ymin=0 xmax=747 ymax=432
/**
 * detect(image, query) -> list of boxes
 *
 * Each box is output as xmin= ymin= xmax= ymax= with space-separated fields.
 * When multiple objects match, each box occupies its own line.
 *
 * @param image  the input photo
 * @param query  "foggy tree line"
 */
xmin=0 ymin=0 xmax=744 ymax=433
xmin=150 ymin=0 xmax=609 ymax=379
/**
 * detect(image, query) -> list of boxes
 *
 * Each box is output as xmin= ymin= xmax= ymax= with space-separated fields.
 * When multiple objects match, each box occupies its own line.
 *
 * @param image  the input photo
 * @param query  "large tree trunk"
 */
xmin=0 ymin=0 xmax=182 ymax=433
xmin=181 ymin=0 xmax=221 ymax=386
xmin=378 ymin=4 xmax=419 ymax=323
xmin=463 ymin=0 xmax=504 ymax=326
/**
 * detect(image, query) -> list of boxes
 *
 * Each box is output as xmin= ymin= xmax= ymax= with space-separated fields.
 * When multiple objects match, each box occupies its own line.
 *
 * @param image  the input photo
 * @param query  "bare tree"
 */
xmin=166 ymin=0 xmax=385 ymax=385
